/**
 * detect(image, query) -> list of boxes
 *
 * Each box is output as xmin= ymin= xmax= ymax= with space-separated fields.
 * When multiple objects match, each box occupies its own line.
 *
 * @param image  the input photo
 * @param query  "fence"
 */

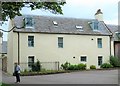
xmin=18 ymin=61 xmax=60 ymax=72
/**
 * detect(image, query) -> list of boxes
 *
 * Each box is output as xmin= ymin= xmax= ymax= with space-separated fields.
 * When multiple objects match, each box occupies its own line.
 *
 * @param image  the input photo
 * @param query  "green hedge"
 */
xmin=100 ymin=63 xmax=113 ymax=68
xmin=61 ymin=62 xmax=86 ymax=70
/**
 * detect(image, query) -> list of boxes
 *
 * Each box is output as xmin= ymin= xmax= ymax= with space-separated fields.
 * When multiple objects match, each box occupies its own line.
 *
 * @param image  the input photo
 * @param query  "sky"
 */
xmin=0 ymin=0 xmax=119 ymax=41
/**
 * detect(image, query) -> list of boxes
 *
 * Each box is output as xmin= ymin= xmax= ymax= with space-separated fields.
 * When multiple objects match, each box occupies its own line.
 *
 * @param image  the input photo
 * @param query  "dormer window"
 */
xmin=94 ymin=22 xmax=98 ymax=30
xmin=53 ymin=21 xmax=58 ymax=27
xmin=89 ymin=21 xmax=99 ymax=31
xmin=76 ymin=25 xmax=83 ymax=31
xmin=25 ymin=17 xmax=34 ymax=28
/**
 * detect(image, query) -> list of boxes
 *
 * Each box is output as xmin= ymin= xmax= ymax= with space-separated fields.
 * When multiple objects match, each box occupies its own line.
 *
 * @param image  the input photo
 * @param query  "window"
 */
xmin=28 ymin=56 xmax=34 ymax=68
xmin=94 ymin=22 xmax=98 ymax=30
xmin=25 ymin=17 xmax=34 ymax=28
xmin=81 ymin=56 xmax=87 ymax=62
xmin=53 ymin=21 xmax=58 ymax=27
xmin=28 ymin=36 xmax=34 ymax=47
xmin=58 ymin=37 xmax=63 ymax=48
xmin=98 ymin=56 xmax=102 ymax=66
xmin=76 ymin=25 xmax=83 ymax=31
xmin=97 ymin=38 xmax=102 ymax=48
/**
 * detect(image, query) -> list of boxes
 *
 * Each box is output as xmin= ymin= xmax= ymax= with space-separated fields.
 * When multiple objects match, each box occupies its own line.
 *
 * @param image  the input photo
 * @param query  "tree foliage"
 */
xmin=0 ymin=2 xmax=66 ymax=20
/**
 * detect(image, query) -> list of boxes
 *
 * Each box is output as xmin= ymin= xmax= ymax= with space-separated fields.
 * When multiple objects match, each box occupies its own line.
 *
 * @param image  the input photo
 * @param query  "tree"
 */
xmin=0 ymin=1 xmax=66 ymax=21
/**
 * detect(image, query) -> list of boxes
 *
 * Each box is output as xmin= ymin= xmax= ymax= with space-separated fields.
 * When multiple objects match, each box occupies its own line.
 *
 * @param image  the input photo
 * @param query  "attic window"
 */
xmin=53 ymin=21 xmax=58 ymax=26
xmin=94 ymin=22 xmax=98 ymax=30
xmin=89 ymin=21 xmax=99 ymax=31
xmin=25 ymin=17 xmax=34 ymax=28
xmin=76 ymin=25 xmax=83 ymax=31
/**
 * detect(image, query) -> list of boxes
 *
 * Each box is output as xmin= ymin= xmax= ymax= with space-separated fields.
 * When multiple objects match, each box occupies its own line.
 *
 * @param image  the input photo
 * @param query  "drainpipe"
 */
xmin=17 ymin=32 xmax=20 ymax=65
xmin=109 ymin=36 xmax=112 ymax=56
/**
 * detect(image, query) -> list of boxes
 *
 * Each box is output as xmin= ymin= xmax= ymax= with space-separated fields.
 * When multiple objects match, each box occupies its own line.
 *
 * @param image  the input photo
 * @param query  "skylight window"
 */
xmin=53 ymin=21 xmax=58 ymax=25
xmin=76 ymin=25 xmax=83 ymax=31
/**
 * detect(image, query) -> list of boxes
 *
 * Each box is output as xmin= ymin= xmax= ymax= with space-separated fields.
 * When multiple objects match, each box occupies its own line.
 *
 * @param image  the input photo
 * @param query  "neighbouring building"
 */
xmin=7 ymin=9 xmax=112 ymax=74
xmin=107 ymin=25 xmax=120 ymax=58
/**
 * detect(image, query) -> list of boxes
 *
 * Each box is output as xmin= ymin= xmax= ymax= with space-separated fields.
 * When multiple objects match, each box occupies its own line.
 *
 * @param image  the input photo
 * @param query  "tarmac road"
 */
xmin=2 ymin=69 xmax=118 ymax=84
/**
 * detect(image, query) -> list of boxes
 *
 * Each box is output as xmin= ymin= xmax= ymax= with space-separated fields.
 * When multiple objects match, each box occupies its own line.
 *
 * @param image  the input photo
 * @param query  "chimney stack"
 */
xmin=95 ymin=9 xmax=103 ymax=21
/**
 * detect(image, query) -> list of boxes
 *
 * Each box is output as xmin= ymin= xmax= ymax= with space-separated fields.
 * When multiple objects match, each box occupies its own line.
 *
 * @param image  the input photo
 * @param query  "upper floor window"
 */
xmin=97 ymin=38 xmax=102 ymax=48
xmin=58 ymin=37 xmax=63 ymax=48
xmin=25 ymin=17 xmax=34 ymax=28
xmin=28 ymin=36 xmax=34 ymax=47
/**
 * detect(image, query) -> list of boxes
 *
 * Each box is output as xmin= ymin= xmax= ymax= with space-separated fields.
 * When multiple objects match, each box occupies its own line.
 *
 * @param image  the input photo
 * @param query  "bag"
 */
xmin=13 ymin=72 xmax=16 ymax=76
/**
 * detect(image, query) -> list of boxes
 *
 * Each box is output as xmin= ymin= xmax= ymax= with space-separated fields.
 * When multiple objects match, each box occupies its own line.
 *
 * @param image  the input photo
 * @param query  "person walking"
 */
xmin=14 ymin=63 xmax=21 ymax=83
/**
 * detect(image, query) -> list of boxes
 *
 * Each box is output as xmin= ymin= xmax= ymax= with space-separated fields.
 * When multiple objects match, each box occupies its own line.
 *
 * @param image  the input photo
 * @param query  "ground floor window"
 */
xmin=98 ymin=56 xmax=102 ymax=66
xmin=80 ymin=56 xmax=87 ymax=62
xmin=28 ymin=56 xmax=34 ymax=68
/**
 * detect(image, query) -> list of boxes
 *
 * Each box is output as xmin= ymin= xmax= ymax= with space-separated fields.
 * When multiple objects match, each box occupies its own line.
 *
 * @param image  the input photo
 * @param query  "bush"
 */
xmin=90 ymin=65 xmax=96 ymax=69
xmin=77 ymin=64 xmax=86 ymax=70
xmin=67 ymin=63 xmax=86 ymax=70
xmin=24 ymin=69 xmax=28 ymax=73
xmin=100 ymin=63 xmax=113 ymax=68
xmin=67 ymin=65 xmax=74 ymax=70
xmin=61 ymin=62 xmax=70 ymax=70
xmin=110 ymin=56 xmax=120 ymax=67
xmin=32 ymin=60 xmax=41 ymax=72
xmin=61 ymin=62 xmax=86 ymax=70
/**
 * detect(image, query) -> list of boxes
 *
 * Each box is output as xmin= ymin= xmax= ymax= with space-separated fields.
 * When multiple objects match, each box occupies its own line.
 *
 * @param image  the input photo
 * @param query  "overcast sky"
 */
xmin=1 ymin=0 xmax=120 ymax=41
xmin=21 ymin=0 xmax=119 ymax=25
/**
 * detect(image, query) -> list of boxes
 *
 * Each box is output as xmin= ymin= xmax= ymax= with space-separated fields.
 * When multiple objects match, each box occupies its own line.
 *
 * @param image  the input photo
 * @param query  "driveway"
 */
xmin=2 ymin=69 xmax=118 ymax=84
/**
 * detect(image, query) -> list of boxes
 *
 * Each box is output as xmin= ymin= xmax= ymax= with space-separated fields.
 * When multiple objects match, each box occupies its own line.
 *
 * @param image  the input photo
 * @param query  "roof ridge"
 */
xmin=22 ymin=15 xmax=96 ymax=20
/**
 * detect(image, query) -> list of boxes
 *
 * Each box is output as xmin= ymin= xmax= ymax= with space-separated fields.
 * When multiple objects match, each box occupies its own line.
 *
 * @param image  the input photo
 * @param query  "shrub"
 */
xmin=24 ymin=69 xmax=28 ymax=73
xmin=67 ymin=65 xmax=74 ymax=70
xmin=110 ymin=56 xmax=120 ymax=67
xmin=74 ymin=65 xmax=79 ymax=70
xmin=100 ymin=63 xmax=113 ymax=68
xmin=61 ymin=62 xmax=70 ymax=70
xmin=61 ymin=62 xmax=86 ymax=70
xmin=77 ymin=63 xmax=86 ymax=70
xmin=90 ymin=65 xmax=96 ymax=69
xmin=32 ymin=60 xmax=41 ymax=72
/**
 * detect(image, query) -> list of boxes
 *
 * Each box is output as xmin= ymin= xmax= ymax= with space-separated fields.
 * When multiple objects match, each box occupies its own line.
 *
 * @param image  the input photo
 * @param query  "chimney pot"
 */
xmin=95 ymin=9 xmax=103 ymax=21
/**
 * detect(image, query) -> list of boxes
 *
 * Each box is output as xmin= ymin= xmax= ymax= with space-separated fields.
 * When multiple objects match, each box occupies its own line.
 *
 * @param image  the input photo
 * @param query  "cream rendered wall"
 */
xmin=10 ymin=32 xmax=110 ymax=73
xmin=7 ymin=20 xmax=14 ymax=74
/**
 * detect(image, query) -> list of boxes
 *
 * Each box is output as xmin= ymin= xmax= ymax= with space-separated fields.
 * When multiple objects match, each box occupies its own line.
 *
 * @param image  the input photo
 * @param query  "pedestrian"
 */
xmin=14 ymin=62 xmax=21 ymax=83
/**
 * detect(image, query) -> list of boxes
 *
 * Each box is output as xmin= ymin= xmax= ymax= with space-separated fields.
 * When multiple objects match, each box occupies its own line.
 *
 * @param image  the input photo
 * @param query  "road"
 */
xmin=2 ymin=69 xmax=118 ymax=84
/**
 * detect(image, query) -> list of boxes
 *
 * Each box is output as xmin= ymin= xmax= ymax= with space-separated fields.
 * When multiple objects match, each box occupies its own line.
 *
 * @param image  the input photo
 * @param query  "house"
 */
xmin=107 ymin=25 xmax=120 ymax=58
xmin=7 ymin=9 xmax=112 ymax=74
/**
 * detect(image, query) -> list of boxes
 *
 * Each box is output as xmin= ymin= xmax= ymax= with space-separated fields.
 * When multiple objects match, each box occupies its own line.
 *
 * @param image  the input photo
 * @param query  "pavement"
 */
xmin=2 ymin=69 xmax=118 ymax=84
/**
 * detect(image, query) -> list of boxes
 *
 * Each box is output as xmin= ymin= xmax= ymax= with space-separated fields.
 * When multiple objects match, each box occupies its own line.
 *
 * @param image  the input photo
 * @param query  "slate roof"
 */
xmin=13 ymin=15 xmax=112 ymax=36
xmin=107 ymin=25 xmax=118 ymax=41
xmin=107 ymin=25 xmax=118 ymax=33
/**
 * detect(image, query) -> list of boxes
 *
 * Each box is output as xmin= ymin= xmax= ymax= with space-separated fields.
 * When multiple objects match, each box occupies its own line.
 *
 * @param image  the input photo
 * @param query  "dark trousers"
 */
xmin=15 ymin=71 xmax=20 ymax=82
